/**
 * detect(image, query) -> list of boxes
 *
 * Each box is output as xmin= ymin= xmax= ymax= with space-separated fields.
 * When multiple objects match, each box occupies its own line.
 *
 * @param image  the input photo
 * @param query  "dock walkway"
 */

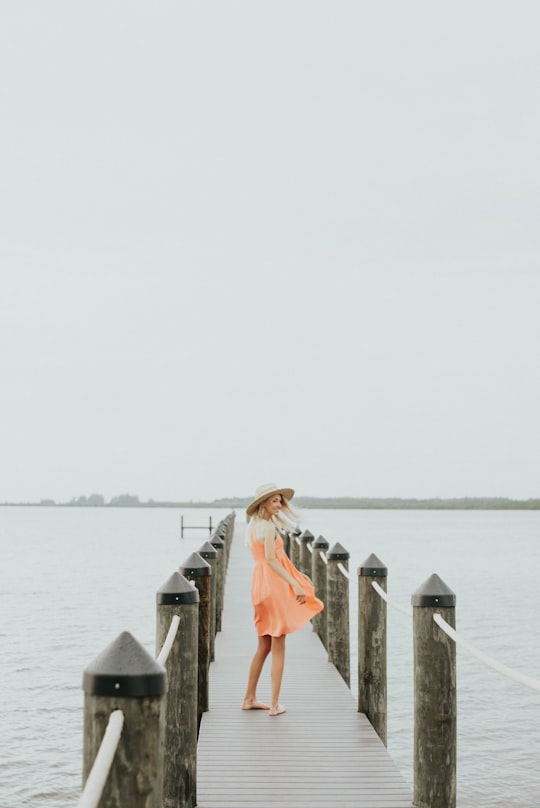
xmin=197 ymin=523 xmax=412 ymax=807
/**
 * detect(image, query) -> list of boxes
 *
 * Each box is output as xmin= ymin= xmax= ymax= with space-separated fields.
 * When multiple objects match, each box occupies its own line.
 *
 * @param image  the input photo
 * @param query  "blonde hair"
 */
xmin=245 ymin=495 xmax=300 ymax=545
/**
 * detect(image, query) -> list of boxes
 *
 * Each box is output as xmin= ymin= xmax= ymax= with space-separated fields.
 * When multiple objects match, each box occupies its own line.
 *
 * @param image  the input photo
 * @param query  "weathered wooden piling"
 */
xmin=197 ymin=541 xmax=218 ymax=661
xmin=82 ymin=631 xmax=166 ymax=808
xmin=412 ymin=573 xmax=457 ymax=808
xmin=179 ymin=552 xmax=212 ymax=729
xmin=289 ymin=527 xmax=301 ymax=568
xmin=277 ymin=526 xmax=290 ymax=556
xmin=219 ymin=522 xmax=231 ymax=570
xmin=311 ymin=534 xmax=329 ymax=647
xmin=156 ymin=572 xmax=199 ymax=808
xmin=226 ymin=511 xmax=235 ymax=545
xmin=326 ymin=542 xmax=350 ymax=687
xmin=209 ymin=531 xmax=225 ymax=633
xmin=358 ymin=553 xmax=388 ymax=745
xmin=299 ymin=529 xmax=314 ymax=577
xmin=218 ymin=514 xmax=234 ymax=569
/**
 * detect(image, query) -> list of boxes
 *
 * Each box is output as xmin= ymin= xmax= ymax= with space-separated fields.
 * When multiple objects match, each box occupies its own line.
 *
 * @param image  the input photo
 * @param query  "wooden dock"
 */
xmin=197 ymin=523 xmax=412 ymax=808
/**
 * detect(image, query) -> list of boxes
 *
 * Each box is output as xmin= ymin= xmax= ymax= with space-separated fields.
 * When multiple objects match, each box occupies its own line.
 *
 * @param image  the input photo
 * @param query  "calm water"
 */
xmin=1 ymin=506 xmax=540 ymax=807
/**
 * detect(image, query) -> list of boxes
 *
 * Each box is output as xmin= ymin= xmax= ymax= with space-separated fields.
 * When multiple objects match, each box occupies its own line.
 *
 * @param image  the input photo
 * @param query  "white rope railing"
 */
xmin=371 ymin=580 xmax=413 ymax=617
xmin=78 ymin=614 xmax=179 ymax=806
xmin=77 ymin=710 xmax=124 ymax=808
xmin=156 ymin=614 xmax=180 ymax=666
xmin=433 ymin=613 xmax=540 ymax=693
xmin=369 ymin=580 xmax=540 ymax=692
xmin=320 ymin=550 xmax=327 ymax=565
xmin=337 ymin=562 xmax=350 ymax=579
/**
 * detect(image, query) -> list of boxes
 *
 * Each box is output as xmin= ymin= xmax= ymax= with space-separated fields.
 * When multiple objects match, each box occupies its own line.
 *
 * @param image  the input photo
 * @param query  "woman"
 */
xmin=241 ymin=483 xmax=324 ymax=716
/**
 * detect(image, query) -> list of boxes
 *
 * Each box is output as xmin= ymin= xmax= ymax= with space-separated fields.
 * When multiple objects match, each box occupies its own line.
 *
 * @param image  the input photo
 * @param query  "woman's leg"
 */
xmin=269 ymin=634 xmax=286 ymax=715
xmin=242 ymin=635 xmax=272 ymax=709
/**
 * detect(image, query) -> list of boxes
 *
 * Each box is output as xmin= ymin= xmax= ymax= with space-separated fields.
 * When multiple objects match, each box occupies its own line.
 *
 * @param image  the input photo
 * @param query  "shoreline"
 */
xmin=1 ymin=499 xmax=540 ymax=511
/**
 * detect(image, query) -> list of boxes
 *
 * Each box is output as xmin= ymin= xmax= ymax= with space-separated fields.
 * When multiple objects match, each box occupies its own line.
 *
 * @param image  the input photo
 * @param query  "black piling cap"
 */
xmin=358 ymin=553 xmax=388 ymax=577
xmin=157 ymin=571 xmax=199 ymax=605
xmin=83 ymin=631 xmax=167 ymax=698
xmin=291 ymin=526 xmax=302 ymax=537
xmin=300 ymin=529 xmax=314 ymax=543
xmin=312 ymin=534 xmax=329 ymax=549
xmin=411 ymin=573 xmax=456 ymax=607
xmin=179 ymin=551 xmax=211 ymax=577
xmin=197 ymin=541 xmax=217 ymax=559
xmin=210 ymin=533 xmax=225 ymax=550
xmin=326 ymin=542 xmax=350 ymax=561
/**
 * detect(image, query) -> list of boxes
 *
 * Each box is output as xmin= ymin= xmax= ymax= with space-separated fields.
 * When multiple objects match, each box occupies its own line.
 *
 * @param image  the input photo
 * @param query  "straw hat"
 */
xmin=246 ymin=483 xmax=295 ymax=517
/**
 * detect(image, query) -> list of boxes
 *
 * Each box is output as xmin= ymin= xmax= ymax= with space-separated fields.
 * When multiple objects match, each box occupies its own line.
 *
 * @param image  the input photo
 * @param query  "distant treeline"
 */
xmin=214 ymin=496 xmax=540 ymax=510
xmin=3 ymin=494 xmax=540 ymax=510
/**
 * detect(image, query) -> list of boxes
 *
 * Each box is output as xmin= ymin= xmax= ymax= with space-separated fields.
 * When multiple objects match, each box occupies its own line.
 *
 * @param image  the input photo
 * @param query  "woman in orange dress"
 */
xmin=241 ymin=483 xmax=324 ymax=716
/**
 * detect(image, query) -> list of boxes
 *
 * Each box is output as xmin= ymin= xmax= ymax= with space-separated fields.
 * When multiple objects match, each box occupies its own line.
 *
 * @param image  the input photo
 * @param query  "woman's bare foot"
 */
xmin=241 ymin=698 xmax=270 ymax=710
xmin=269 ymin=703 xmax=286 ymax=716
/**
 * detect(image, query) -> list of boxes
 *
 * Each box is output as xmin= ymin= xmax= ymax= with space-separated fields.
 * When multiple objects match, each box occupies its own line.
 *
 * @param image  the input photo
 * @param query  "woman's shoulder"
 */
xmin=252 ymin=519 xmax=275 ymax=543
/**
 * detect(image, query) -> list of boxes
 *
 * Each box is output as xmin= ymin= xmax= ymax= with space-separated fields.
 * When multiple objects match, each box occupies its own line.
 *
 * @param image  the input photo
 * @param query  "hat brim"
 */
xmin=246 ymin=487 xmax=295 ymax=517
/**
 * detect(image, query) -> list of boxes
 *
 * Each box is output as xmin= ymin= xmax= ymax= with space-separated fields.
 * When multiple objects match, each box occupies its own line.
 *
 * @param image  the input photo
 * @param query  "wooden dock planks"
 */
xmin=197 ymin=524 xmax=412 ymax=808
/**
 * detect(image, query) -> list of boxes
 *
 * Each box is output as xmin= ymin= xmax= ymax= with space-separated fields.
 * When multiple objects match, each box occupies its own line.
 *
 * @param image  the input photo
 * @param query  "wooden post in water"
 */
xmin=180 ymin=552 xmax=212 ymax=730
xmin=311 ymin=535 xmax=329 ymax=647
xmin=220 ymin=513 xmax=235 ymax=569
xmin=209 ymin=531 xmax=225 ymax=633
xmin=358 ymin=553 xmax=388 ymax=745
xmin=280 ymin=527 xmax=291 ymax=556
xmin=326 ymin=543 xmax=350 ymax=687
xmin=156 ymin=572 xmax=199 ymax=808
xmin=299 ymin=529 xmax=314 ymax=577
xmin=197 ymin=541 xmax=218 ymax=662
xmin=412 ymin=573 xmax=457 ymax=808
xmin=217 ymin=521 xmax=231 ymax=570
xmin=82 ymin=631 xmax=166 ymax=808
xmin=289 ymin=527 xmax=301 ymax=568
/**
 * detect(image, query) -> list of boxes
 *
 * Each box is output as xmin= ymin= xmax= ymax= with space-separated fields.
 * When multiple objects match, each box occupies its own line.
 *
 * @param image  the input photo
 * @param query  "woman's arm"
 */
xmin=262 ymin=522 xmax=306 ymax=603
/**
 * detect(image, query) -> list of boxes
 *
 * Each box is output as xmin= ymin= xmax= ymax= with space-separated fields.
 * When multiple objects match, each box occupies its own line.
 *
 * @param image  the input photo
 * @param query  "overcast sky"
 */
xmin=1 ymin=1 xmax=539 ymax=503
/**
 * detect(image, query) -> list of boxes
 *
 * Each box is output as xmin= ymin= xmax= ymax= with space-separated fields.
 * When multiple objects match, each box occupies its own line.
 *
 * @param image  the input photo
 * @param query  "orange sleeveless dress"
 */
xmin=249 ymin=532 xmax=324 ymax=637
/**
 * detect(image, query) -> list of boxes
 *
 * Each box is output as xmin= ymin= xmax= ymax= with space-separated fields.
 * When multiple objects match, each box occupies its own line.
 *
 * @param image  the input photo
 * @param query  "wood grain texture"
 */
xmin=197 ymin=524 xmax=412 ymax=808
